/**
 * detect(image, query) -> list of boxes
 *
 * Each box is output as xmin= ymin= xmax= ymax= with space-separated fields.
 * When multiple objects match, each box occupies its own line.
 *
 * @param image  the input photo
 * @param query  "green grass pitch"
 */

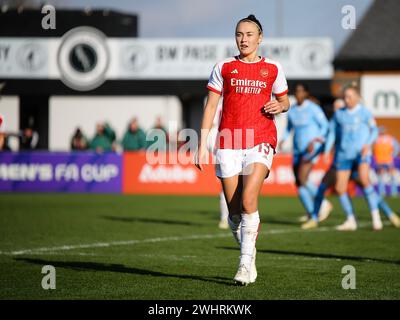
xmin=0 ymin=194 xmax=399 ymax=299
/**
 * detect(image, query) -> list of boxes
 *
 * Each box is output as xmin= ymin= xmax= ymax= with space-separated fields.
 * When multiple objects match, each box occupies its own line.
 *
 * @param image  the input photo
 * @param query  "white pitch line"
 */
xmin=0 ymin=222 xmax=383 ymax=256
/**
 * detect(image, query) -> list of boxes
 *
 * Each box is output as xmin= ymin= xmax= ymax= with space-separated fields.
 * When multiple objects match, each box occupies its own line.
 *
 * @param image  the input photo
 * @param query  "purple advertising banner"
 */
xmin=0 ymin=152 xmax=122 ymax=193
xmin=356 ymin=157 xmax=400 ymax=196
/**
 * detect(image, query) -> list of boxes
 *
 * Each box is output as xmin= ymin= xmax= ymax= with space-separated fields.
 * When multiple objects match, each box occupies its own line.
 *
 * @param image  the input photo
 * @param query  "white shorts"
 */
xmin=215 ymin=143 xmax=274 ymax=178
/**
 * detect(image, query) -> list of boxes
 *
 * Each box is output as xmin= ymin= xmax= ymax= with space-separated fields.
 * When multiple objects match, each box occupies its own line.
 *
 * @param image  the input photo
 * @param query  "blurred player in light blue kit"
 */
xmin=326 ymin=85 xmax=383 ymax=231
xmin=310 ymin=98 xmax=400 ymax=229
xmin=279 ymin=83 xmax=331 ymax=230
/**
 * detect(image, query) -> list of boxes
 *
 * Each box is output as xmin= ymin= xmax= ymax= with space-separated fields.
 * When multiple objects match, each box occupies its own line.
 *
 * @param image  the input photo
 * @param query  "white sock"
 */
xmin=219 ymin=192 xmax=229 ymax=222
xmin=240 ymin=211 xmax=260 ymax=268
xmin=347 ymin=215 xmax=356 ymax=223
xmin=228 ymin=215 xmax=241 ymax=245
xmin=371 ymin=209 xmax=381 ymax=222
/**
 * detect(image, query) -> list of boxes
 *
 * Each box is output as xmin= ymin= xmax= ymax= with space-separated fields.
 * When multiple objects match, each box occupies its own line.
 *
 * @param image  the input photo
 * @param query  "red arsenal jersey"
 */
xmin=207 ymin=56 xmax=288 ymax=150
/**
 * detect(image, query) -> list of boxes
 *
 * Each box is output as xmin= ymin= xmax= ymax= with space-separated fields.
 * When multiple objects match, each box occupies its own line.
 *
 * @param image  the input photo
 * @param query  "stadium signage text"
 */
xmin=0 ymin=163 xmax=53 ymax=181
xmin=0 ymin=35 xmax=334 ymax=90
xmin=1 ymin=152 xmax=398 ymax=195
xmin=361 ymin=75 xmax=400 ymax=118
xmin=374 ymin=91 xmax=399 ymax=110
xmin=139 ymin=164 xmax=197 ymax=184
xmin=0 ymin=152 xmax=122 ymax=193
xmin=0 ymin=163 xmax=118 ymax=182
xmin=0 ymin=45 xmax=10 ymax=60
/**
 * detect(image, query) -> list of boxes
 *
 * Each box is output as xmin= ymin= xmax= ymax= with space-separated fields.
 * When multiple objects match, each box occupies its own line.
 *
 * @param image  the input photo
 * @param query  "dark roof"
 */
xmin=0 ymin=9 xmax=138 ymax=37
xmin=334 ymin=0 xmax=400 ymax=70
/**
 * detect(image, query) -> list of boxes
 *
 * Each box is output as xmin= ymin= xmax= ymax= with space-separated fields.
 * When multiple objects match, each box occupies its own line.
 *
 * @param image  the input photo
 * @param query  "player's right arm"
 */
xmin=196 ymin=62 xmax=224 ymax=171
xmin=195 ymin=91 xmax=220 ymax=171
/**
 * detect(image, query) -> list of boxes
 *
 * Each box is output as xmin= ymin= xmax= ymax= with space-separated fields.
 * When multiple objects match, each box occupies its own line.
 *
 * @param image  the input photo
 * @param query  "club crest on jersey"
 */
xmin=260 ymin=68 xmax=269 ymax=77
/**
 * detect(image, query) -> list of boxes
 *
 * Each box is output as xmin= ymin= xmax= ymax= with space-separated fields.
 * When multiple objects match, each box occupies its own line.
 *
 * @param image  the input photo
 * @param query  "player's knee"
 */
xmin=298 ymin=177 xmax=307 ymax=186
xmin=359 ymin=179 xmax=369 ymax=188
xmin=227 ymin=203 xmax=241 ymax=216
xmin=228 ymin=212 xmax=241 ymax=220
xmin=335 ymin=184 xmax=346 ymax=195
xmin=242 ymin=193 xmax=258 ymax=213
xmin=357 ymin=174 xmax=370 ymax=187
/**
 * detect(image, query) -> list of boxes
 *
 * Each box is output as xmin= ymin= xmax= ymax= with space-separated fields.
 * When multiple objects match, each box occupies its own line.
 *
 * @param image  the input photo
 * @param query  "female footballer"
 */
xmin=195 ymin=14 xmax=290 ymax=285
xmin=279 ymin=83 xmax=330 ymax=230
xmin=327 ymin=85 xmax=383 ymax=231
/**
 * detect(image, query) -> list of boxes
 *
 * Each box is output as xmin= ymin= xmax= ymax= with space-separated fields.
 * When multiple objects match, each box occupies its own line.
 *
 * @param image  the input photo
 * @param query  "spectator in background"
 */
xmin=70 ymin=127 xmax=88 ymax=151
xmin=147 ymin=116 xmax=168 ymax=151
xmin=89 ymin=122 xmax=113 ymax=153
xmin=373 ymin=126 xmax=399 ymax=197
xmin=19 ymin=127 xmax=39 ymax=150
xmin=103 ymin=122 xmax=117 ymax=145
xmin=121 ymin=118 xmax=146 ymax=151
xmin=279 ymin=83 xmax=330 ymax=229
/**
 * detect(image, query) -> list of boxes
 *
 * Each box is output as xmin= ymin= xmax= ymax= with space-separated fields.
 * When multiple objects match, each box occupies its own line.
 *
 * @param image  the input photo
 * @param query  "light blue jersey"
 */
xmin=326 ymin=104 xmax=378 ymax=168
xmin=283 ymin=99 xmax=329 ymax=158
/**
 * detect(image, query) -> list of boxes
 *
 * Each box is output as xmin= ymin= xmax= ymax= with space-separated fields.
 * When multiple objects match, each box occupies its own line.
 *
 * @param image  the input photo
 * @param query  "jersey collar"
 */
xmin=297 ymin=99 xmax=310 ymax=108
xmin=346 ymin=103 xmax=362 ymax=114
xmin=235 ymin=55 xmax=264 ymax=64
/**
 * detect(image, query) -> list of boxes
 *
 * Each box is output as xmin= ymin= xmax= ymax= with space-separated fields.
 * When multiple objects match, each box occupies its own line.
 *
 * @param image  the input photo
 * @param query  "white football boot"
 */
xmin=298 ymin=214 xmax=310 ymax=223
xmin=336 ymin=218 xmax=358 ymax=231
xmin=218 ymin=219 xmax=229 ymax=230
xmin=370 ymin=209 xmax=383 ymax=231
xmin=372 ymin=217 xmax=383 ymax=231
xmin=234 ymin=263 xmax=251 ymax=286
xmin=389 ymin=213 xmax=400 ymax=228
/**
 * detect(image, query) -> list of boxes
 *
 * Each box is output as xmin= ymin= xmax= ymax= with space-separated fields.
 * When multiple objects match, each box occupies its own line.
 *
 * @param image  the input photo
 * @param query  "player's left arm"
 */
xmin=264 ymin=94 xmax=290 ymax=115
xmin=307 ymin=106 xmax=329 ymax=154
xmin=314 ymin=106 xmax=329 ymax=142
xmin=265 ymin=62 xmax=290 ymax=114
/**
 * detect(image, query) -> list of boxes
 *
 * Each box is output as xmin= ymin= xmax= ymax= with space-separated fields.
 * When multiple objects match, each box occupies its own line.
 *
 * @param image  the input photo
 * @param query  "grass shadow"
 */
xmin=164 ymin=209 xmax=220 ymax=220
xmin=262 ymin=218 xmax=302 ymax=226
xmin=15 ymin=258 xmax=235 ymax=286
xmin=216 ymin=246 xmax=400 ymax=266
xmin=102 ymin=216 xmax=203 ymax=226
